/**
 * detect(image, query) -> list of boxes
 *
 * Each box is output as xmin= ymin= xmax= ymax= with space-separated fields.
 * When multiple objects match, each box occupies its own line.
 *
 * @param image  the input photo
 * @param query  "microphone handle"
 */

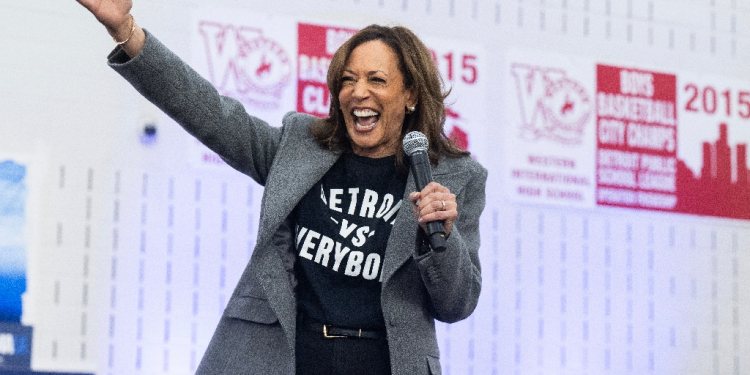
xmin=408 ymin=150 xmax=447 ymax=252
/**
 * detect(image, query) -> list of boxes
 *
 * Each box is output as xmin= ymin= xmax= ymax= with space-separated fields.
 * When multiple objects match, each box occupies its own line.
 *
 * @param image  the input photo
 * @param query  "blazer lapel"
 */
xmin=251 ymin=132 xmax=339 ymax=348
xmin=380 ymin=171 xmax=418 ymax=284
xmin=256 ymin=140 xmax=340 ymax=249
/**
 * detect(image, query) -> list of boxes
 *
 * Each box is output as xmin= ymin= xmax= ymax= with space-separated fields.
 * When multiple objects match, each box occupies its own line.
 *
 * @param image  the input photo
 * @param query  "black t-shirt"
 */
xmin=293 ymin=153 xmax=406 ymax=329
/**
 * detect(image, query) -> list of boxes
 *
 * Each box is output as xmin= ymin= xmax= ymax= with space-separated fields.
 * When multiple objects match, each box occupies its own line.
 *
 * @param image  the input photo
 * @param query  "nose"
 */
xmin=351 ymin=79 xmax=369 ymax=100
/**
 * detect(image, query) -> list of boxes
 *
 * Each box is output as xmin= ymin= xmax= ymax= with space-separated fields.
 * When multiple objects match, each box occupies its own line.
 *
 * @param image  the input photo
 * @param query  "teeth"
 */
xmin=356 ymin=121 xmax=377 ymax=129
xmin=353 ymin=109 xmax=379 ymax=117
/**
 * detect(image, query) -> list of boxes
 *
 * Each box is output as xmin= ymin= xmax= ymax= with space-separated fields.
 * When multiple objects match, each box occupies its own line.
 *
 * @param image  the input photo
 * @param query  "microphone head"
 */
xmin=403 ymin=131 xmax=429 ymax=156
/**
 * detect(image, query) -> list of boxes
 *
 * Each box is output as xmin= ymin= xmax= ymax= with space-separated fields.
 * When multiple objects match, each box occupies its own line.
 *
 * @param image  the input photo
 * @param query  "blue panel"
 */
xmin=0 ymin=323 xmax=32 ymax=371
xmin=0 ymin=160 xmax=27 ymax=324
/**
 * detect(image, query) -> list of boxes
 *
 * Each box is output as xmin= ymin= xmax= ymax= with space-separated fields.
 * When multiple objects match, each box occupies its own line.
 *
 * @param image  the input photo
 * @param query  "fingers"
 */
xmin=409 ymin=182 xmax=449 ymax=203
xmin=74 ymin=0 xmax=145 ymax=57
xmin=409 ymin=182 xmax=457 ymax=235
xmin=77 ymin=0 xmax=133 ymax=31
xmin=416 ymin=193 xmax=456 ymax=223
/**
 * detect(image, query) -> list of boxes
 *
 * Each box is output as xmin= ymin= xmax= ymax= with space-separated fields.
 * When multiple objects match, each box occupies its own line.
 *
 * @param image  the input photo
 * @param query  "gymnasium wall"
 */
xmin=1 ymin=0 xmax=749 ymax=374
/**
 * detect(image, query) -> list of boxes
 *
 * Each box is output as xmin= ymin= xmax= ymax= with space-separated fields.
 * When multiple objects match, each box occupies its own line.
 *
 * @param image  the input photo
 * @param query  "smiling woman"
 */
xmin=338 ymin=40 xmax=416 ymax=158
xmin=73 ymin=1 xmax=486 ymax=372
xmin=313 ymin=25 xmax=469 ymax=173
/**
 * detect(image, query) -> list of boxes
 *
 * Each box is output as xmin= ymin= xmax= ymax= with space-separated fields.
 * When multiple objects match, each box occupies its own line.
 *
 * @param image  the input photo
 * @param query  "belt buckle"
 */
xmin=323 ymin=325 xmax=347 ymax=338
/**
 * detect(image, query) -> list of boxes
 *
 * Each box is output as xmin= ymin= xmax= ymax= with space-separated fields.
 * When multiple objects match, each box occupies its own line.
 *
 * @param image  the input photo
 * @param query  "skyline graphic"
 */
xmin=675 ymin=122 xmax=750 ymax=219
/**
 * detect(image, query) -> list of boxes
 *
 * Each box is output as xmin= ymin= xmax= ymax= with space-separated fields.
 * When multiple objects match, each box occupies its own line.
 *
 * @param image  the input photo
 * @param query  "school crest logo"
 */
xmin=511 ymin=64 xmax=591 ymax=145
xmin=198 ymin=22 xmax=292 ymax=109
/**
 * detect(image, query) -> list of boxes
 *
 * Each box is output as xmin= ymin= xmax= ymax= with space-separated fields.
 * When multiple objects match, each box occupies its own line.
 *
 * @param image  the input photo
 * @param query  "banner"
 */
xmin=503 ymin=50 xmax=750 ymax=220
xmin=502 ymin=50 xmax=597 ymax=207
xmin=595 ymin=65 xmax=678 ymax=211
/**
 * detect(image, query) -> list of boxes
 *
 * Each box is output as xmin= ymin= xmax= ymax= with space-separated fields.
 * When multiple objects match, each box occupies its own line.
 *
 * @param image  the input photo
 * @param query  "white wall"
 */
xmin=2 ymin=0 xmax=750 ymax=374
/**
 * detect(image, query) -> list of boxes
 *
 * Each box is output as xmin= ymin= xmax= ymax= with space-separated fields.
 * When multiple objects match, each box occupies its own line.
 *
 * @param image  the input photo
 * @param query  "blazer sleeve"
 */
xmin=107 ymin=30 xmax=282 ymax=186
xmin=414 ymin=161 xmax=487 ymax=323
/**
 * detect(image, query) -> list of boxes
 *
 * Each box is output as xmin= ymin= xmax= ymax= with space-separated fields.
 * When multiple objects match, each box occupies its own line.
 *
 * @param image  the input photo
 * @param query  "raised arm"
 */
xmin=75 ymin=0 xmax=285 ymax=185
xmin=75 ymin=0 xmax=144 ymax=57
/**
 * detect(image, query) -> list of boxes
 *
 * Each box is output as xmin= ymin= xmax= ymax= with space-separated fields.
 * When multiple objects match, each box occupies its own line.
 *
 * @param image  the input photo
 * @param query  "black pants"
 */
xmin=295 ymin=326 xmax=392 ymax=375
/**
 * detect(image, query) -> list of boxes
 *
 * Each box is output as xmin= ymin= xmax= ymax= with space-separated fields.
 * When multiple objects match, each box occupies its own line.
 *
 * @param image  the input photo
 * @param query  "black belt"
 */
xmin=299 ymin=319 xmax=385 ymax=340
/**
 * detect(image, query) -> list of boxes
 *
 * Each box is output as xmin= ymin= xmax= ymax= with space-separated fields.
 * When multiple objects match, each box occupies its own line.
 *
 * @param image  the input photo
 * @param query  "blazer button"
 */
xmin=388 ymin=317 xmax=397 ymax=327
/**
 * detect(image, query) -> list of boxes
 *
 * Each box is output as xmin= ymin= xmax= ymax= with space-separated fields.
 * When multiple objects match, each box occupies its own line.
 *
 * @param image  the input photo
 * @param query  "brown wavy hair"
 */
xmin=311 ymin=24 xmax=469 ymax=174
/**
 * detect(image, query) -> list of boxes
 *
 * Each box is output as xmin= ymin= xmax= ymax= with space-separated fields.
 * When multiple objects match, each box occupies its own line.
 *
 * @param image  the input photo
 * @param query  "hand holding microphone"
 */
xmin=404 ymin=131 xmax=458 ymax=252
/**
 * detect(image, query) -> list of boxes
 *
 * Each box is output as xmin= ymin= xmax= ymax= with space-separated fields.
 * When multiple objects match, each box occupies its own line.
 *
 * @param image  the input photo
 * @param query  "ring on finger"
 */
xmin=441 ymin=200 xmax=446 ymax=211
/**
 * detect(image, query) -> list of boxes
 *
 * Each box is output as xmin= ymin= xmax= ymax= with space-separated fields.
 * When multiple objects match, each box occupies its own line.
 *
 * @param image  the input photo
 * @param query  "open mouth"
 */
xmin=353 ymin=109 xmax=380 ymax=130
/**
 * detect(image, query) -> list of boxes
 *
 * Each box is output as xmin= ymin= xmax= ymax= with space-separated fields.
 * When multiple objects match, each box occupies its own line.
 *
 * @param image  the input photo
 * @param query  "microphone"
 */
xmin=403 ymin=131 xmax=447 ymax=252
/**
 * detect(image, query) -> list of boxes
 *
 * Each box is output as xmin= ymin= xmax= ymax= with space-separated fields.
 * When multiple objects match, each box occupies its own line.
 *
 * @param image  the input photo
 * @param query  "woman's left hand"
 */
xmin=409 ymin=181 xmax=457 ymax=236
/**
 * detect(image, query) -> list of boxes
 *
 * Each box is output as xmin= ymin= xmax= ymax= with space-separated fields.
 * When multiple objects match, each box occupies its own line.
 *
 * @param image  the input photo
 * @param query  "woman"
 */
xmin=76 ymin=0 xmax=487 ymax=374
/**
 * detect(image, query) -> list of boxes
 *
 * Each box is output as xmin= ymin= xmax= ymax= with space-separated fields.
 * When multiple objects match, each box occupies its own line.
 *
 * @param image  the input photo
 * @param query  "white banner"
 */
xmin=502 ymin=49 xmax=597 ymax=208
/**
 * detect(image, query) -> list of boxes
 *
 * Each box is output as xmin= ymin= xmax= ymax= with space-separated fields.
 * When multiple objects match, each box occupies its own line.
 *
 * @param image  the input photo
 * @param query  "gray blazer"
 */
xmin=110 ymin=31 xmax=487 ymax=375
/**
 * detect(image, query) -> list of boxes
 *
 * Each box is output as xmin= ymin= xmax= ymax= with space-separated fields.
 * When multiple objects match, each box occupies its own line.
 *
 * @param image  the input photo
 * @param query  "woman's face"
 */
xmin=338 ymin=40 xmax=416 ymax=158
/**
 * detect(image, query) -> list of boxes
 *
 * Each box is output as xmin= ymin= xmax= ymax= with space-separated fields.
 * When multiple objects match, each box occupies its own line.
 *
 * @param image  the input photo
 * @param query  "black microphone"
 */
xmin=403 ymin=131 xmax=447 ymax=252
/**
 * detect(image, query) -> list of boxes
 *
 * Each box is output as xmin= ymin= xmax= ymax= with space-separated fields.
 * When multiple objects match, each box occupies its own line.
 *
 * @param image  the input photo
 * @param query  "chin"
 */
xmin=351 ymin=138 xmax=377 ymax=150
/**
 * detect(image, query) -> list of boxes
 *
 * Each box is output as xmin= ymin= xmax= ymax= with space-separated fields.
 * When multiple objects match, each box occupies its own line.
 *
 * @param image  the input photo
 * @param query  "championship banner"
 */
xmin=595 ymin=65 xmax=678 ymax=211
xmin=503 ymin=50 xmax=750 ymax=219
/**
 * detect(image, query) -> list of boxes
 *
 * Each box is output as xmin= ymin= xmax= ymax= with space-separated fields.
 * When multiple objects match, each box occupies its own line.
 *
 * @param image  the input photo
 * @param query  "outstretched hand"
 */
xmin=75 ymin=0 xmax=144 ymax=56
xmin=76 ymin=0 xmax=132 ymax=32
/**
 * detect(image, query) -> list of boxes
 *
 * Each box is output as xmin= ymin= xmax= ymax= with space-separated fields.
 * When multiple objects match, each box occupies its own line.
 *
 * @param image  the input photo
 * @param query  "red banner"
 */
xmin=596 ymin=65 xmax=678 ymax=211
xmin=297 ymin=23 xmax=356 ymax=117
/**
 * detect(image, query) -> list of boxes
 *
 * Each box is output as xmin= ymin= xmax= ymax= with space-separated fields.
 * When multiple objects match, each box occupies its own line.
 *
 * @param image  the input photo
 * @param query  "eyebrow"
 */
xmin=343 ymin=69 xmax=389 ymax=76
